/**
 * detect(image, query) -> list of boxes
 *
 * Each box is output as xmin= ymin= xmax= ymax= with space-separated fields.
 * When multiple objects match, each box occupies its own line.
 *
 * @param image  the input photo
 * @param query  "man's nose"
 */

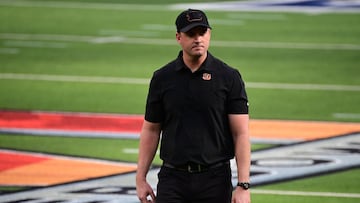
xmin=194 ymin=34 xmax=202 ymax=41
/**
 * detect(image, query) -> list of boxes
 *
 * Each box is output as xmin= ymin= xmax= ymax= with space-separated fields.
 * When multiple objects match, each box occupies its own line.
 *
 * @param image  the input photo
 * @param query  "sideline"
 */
xmin=1 ymin=73 xmax=359 ymax=92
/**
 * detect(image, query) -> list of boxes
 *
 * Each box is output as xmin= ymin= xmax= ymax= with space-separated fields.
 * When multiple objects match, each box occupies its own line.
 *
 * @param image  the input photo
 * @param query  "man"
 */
xmin=136 ymin=8 xmax=251 ymax=203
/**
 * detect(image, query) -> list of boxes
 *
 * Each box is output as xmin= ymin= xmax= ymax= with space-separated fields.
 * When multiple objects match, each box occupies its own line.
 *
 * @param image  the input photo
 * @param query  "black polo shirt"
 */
xmin=145 ymin=51 xmax=248 ymax=166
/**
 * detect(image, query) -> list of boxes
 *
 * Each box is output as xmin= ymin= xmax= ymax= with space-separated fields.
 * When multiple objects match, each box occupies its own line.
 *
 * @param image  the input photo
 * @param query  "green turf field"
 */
xmin=0 ymin=0 xmax=359 ymax=202
xmin=1 ymin=2 xmax=359 ymax=121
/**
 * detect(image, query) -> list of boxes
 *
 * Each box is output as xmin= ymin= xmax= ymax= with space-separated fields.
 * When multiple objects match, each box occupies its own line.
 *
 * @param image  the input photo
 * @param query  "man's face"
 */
xmin=176 ymin=26 xmax=211 ymax=58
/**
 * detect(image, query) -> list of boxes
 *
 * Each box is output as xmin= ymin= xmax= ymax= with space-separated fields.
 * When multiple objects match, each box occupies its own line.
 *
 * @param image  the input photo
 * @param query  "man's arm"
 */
xmin=229 ymin=114 xmax=251 ymax=203
xmin=136 ymin=120 xmax=161 ymax=203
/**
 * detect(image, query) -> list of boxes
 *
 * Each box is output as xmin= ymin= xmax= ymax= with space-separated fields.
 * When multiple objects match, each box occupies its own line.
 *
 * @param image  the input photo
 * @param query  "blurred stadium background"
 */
xmin=0 ymin=0 xmax=359 ymax=202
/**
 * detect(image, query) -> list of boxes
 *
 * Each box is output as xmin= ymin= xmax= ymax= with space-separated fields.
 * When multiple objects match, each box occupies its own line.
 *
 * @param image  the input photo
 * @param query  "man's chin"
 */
xmin=192 ymin=50 xmax=205 ymax=57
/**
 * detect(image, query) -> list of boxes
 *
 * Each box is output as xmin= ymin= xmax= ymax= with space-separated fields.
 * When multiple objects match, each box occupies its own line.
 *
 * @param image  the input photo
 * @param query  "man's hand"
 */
xmin=136 ymin=179 xmax=156 ymax=203
xmin=232 ymin=187 xmax=250 ymax=203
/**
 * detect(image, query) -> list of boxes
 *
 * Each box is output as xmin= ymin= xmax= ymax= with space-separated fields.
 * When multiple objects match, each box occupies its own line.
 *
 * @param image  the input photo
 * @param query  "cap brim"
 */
xmin=179 ymin=23 xmax=211 ymax=32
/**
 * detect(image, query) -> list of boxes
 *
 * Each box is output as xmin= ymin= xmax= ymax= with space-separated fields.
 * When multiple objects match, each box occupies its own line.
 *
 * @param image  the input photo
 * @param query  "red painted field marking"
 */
xmin=0 ymin=150 xmax=137 ymax=186
xmin=0 ymin=110 xmax=143 ymax=133
xmin=0 ymin=151 xmax=49 ymax=172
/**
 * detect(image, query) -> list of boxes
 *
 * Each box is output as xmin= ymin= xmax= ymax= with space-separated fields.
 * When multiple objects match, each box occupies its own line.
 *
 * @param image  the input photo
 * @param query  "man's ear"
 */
xmin=175 ymin=32 xmax=181 ymax=42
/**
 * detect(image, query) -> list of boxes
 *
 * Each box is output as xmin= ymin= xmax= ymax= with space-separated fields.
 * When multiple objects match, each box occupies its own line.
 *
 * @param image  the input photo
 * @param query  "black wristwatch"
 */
xmin=237 ymin=182 xmax=251 ymax=190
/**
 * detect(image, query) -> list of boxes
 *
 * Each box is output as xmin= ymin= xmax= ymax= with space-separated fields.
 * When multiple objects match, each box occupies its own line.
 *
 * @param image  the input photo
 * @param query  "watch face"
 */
xmin=243 ymin=183 xmax=250 ymax=189
xmin=238 ymin=182 xmax=250 ymax=190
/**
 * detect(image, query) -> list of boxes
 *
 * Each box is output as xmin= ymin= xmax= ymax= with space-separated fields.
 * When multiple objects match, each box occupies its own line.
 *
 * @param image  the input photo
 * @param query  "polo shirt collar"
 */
xmin=175 ymin=51 xmax=214 ymax=72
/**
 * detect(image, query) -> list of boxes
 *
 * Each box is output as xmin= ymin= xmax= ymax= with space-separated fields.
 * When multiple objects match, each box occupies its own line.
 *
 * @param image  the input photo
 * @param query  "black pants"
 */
xmin=156 ymin=164 xmax=233 ymax=203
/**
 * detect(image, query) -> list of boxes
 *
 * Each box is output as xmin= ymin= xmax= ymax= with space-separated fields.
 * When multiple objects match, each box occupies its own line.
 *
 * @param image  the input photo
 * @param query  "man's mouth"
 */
xmin=192 ymin=45 xmax=203 ymax=49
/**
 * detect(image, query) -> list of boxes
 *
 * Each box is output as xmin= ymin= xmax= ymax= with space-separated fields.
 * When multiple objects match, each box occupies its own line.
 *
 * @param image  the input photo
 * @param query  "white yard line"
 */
xmin=210 ymin=40 xmax=360 ymax=50
xmin=333 ymin=113 xmax=360 ymax=119
xmin=1 ymin=73 xmax=359 ymax=92
xmin=4 ymin=40 xmax=68 ymax=48
xmin=246 ymin=82 xmax=360 ymax=91
xmin=210 ymin=19 xmax=245 ymax=26
xmin=0 ymin=48 xmax=19 ymax=54
xmin=226 ymin=13 xmax=287 ymax=20
xmin=0 ymin=33 xmax=96 ymax=43
xmin=1 ymin=33 xmax=360 ymax=50
xmin=122 ymin=148 xmax=139 ymax=154
xmin=252 ymin=189 xmax=360 ymax=198
xmin=123 ymin=148 xmax=159 ymax=155
xmin=0 ymin=73 xmax=150 ymax=85
xmin=141 ymin=24 xmax=175 ymax=31
xmin=0 ymin=0 xmax=167 ymax=11
xmin=98 ymin=30 xmax=160 ymax=38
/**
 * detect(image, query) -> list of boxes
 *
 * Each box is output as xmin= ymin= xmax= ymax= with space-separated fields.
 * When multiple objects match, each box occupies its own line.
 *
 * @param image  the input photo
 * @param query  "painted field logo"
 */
xmin=235 ymin=132 xmax=360 ymax=186
xmin=2 ymin=133 xmax=359 ymax=203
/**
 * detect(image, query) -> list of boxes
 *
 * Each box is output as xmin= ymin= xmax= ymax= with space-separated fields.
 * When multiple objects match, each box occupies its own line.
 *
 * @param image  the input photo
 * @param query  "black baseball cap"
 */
xmin=175 ymin=9 xmax=211 ymax=33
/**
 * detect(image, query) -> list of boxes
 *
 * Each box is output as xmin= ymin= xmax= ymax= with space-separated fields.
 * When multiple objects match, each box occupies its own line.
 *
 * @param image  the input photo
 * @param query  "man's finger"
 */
xmin=147 ymin=193 xmax=156 ymax=203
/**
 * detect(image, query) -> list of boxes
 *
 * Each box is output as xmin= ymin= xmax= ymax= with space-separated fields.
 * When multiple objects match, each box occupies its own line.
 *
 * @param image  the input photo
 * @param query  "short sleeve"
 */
xmin=227 ymin=70 xmax=249 ymax=114
xmin=144 ymin=72 xmax=164 ymax=123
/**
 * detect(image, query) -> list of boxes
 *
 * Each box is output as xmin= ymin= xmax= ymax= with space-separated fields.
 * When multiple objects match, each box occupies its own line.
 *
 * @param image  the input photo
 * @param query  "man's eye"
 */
xmin=186 ymin=31 xmax=196 ymax=37
xmin=199 ymin=29 xmax=207 ymax=35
